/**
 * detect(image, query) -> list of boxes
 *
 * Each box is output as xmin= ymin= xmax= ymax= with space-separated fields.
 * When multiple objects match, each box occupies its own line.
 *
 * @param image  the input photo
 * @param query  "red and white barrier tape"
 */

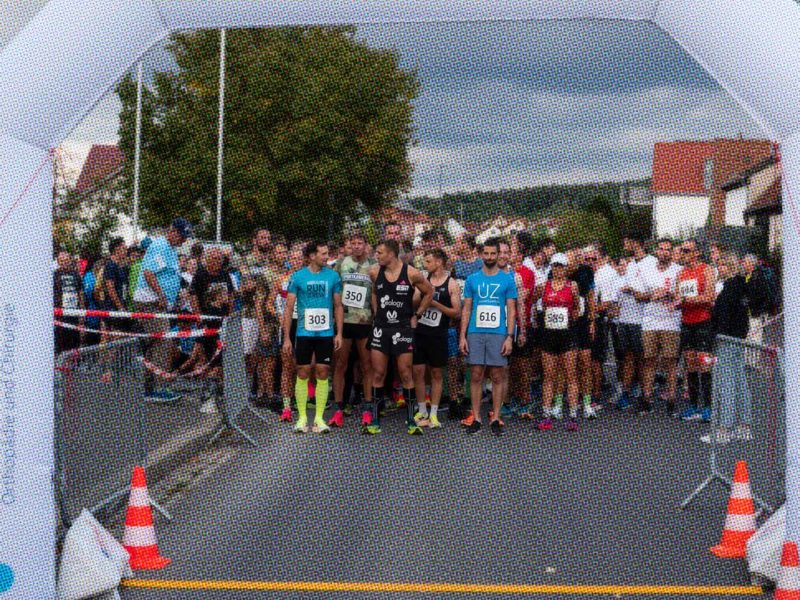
xmin=54 ymin=320 xmax=219 ymax=339
xmin=55 ymin=307 xmax=223 ymax=322
xmin=142 ymin=341 xmax=224 ymax=380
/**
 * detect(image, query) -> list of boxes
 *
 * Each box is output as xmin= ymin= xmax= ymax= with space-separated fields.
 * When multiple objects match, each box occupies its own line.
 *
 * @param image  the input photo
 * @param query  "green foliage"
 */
xmin=554 ymin=208 xmax=622 ymax=256
xmin=409 ymin=180 xmax=648 ymax=223
xmin=117 ymin=27 xmax=419 ymax=243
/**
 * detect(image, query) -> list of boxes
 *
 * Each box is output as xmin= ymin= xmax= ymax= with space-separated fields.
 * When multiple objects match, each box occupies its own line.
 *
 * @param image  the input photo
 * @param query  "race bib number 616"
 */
xmin=476 ymin=305 xmax=500 ymax=328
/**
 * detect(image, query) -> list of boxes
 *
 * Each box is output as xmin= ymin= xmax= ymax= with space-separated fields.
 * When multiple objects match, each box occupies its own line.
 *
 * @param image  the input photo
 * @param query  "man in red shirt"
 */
xmin=675 ymin=238 xmax=716 ymax=422
xmin=507 ymin=233 xmax=537 ymax=418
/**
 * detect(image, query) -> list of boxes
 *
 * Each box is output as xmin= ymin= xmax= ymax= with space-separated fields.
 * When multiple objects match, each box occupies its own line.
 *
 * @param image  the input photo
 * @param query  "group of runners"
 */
xmin=238 ymin=223 xmax=722 ymax=437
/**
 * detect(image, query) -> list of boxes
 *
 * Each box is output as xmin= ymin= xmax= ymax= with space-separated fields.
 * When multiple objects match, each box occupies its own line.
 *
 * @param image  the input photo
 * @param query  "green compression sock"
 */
xmin=315 ymin=378 xmax=329 ymax=421
xmin=295 ymin=377 xmax=309 ymax=419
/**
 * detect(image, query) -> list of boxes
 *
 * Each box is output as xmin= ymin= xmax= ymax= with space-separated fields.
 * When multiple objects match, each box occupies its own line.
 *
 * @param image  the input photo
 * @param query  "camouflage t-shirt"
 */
xmin=335 ymin=255 xmax=376 ymax=325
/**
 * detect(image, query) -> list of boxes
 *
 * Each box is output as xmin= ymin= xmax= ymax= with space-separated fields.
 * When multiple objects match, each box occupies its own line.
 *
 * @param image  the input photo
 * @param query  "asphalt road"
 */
xmin=120 ymin=402 xmax=766 ymax=599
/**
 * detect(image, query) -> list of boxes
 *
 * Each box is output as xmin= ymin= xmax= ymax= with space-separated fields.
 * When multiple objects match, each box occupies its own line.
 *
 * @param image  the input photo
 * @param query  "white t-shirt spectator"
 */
xmin=616 ymin=255 xmax=656 ymax=325
xmin=594 ymin=263 xmax=620 ymax=308
xmin=641 ymin=261 xmax=683 ymax=332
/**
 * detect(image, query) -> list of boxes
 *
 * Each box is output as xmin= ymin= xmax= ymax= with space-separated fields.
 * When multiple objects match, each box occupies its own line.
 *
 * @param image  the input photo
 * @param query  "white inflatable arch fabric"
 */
xmin=1 ymin=0 xmax=800 ymax=596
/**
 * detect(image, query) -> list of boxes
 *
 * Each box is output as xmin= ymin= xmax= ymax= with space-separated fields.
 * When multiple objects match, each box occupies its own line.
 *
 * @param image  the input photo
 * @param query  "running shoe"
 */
xmin=500 ymin=403 xmax=517 ymax=419
xmin=566 ymin=417 xmax=579 ymax=432
xmin=363 ymin=424 xmax=382 ymax=435
xmin=536 ymin=417 xmax=553 ymax=431
xmin=361 ymin=410 xmax=373 ymax=427
xmin=637 ymin=399 xmax=653 ymax=416
xmin=294 ymin=417 xmax=309 ymax=434
xmin=428 ymin=414 xmax=443 ymax=429
xmin=279 ymin=407 xmax=293 ymax=423
xmin=490 ymin=419 xmax=504 ymax=437
xmin=407 ymin=420 xmax=424 ymax=435
xmin=460 ymin=412 xmax=475 ymax=428
xmin=199 ymin=398 xmax=218 ymax=414
xmin=487 ymin=412 xmax=505 ymax=426
xmin=666 ymin=401 xmax=677 ymax=417
xmin=552 ymin=398 xmax=564 ymax=420
xmin=700 ymin=408 xmax=712 ymax=423
xmin=617 ymin=391 xmax=632 ymax=410
xmin=268 ymin=396 xmax=283 ymax=414
xmin=518 ymin=404 xmax=536 ymax=420
xmin=342 ymin=403 xmax=354 ymax=417
xmin=584 ymin=402 xmax=598 ymax=419
xmin=312 ymin=418 xmax=330 ymax=434
xmin=701 ymin=429 xmax=731 ymax=445
xmin=735 ymin=424 xmax=753 ymax=441
xmin=328 ymin=410 xmax=344 ymax=428
xmin=146 ymin=389 xmax=181 ymax=403
xmin=414 ymin=411 xmax=431 ymax=427
xmin=679 ymin=407 xmax=702 ymax=422
xmin=466 ymin=420 xmax=482 ymax=434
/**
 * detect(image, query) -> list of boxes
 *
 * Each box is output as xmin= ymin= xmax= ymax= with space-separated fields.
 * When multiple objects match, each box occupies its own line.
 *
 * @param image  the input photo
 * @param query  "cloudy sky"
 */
xmin=2 ymin=3 xmax=766 ymax=196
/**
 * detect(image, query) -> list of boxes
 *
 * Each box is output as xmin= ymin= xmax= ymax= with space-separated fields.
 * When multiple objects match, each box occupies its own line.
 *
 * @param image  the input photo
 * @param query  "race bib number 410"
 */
xmin=476 ymin=305 xmax=500 ymax=329
xmin=418 ymin=307 xmax=442 ymax=328
xmin=342 ymin=284 xmax=367 ymax=309
xmin=679 ymin=279 xmax=698 ymax=298
xmin=304 ymin=308 xmax=330 ymax=332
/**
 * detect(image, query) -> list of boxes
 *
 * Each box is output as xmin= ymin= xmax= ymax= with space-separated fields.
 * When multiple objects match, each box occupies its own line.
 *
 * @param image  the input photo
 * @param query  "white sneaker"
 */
xmin=700 ymin=429 xmax=731 ymax=445
xmin=735 ymin=425 xmax=753 ymax=441
xmin=199 ymin=398 xmax=218 ymax=414
xmin=552 ymin=401 xmax=564 ymax=420
xmin=584 ymin=403 xmax=598 ymax=419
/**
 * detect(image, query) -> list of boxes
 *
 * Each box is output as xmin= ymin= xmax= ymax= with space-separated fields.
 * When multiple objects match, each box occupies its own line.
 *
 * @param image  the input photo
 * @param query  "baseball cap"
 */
xmin=551 ymin=252 xmax=569 ymax=266
xmin=171 ymin=218 xmax=193 ymax=240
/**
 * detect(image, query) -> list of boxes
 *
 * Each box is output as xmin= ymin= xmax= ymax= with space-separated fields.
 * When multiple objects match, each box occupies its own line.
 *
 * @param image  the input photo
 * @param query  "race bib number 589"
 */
xmin=476 ymin=305 xmax=500 ymax=328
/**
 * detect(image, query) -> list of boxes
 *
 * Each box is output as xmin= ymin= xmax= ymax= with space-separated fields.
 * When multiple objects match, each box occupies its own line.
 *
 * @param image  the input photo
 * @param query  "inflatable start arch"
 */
xmin=1 ymin=1 xmax=800 ymax=596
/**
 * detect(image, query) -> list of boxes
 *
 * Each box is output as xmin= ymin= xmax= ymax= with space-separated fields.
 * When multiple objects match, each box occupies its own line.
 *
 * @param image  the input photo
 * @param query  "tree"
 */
xmin=555 ymin=208 xmax=623 ymax=256
xmin=117 ymin=27 xmax=419 ymax=242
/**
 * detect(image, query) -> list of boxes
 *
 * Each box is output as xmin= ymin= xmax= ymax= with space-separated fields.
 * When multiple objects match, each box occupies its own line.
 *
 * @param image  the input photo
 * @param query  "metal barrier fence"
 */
xmin=681 ymin=334 xmax=785 ymax=515
xmin=54 ymin=339 xmax=150 ymax=529
xmin=54 ymin=314 xmax=255 ymax=533
xmin=210 ymin=313 xmax=268 ymax=447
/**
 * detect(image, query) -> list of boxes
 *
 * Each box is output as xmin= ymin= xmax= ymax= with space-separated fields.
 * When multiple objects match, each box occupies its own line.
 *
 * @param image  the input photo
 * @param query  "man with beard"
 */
xmin=330 ymin=231 xmax=376 ymax=428
xmin=460 ymin=238 xmax=517 ymax=437
xmin=366 ymin=239 xmax=434 ymax=435
xmin=241 ymin=228 xmax=281 ymax=408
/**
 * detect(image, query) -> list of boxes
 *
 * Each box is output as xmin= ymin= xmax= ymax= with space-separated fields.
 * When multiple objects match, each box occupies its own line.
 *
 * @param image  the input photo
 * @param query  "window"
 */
xmin=703 ymin=158 xmax=714 ymax=191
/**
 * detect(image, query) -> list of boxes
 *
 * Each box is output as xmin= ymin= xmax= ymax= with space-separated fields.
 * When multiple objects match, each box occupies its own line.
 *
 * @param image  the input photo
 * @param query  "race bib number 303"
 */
xmin=679 ymin=279 xmax=699 ymax=298
xmin=476 ymin=305 xmax=500 ymax=329
xmin=342 ymin=284 xmax=367 ymax=309
xmin=304 ymin=308 xmax=330 ymax=332
xmin=544 ymin=306 xmax=569 ymax=330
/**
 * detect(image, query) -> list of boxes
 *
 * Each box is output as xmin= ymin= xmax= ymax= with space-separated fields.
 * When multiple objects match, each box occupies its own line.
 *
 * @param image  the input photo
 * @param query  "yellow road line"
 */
xmin=121 ymin=578 xmax=763 ymax=595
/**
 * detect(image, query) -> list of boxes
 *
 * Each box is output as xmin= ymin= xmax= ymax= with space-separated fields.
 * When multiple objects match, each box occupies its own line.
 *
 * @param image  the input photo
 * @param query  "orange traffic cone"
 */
xmin=775 ymin=541 xmax=800 ymax=600
xmin=710 ymin=460 xmax=757 ymax=558
xmin=122 ymin=466 xmax=171 ymax=570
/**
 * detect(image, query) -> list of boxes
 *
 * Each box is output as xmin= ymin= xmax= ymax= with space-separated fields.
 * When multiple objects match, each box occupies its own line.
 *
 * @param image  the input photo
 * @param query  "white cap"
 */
xmin=550 ymin=252 xmax=569 ymax=266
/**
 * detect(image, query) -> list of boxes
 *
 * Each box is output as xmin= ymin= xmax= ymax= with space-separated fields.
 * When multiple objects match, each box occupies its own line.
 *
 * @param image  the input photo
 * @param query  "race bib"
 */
xmin=679 ymin=279 xmax=698 ymax=298
xmin=304 ymin=308 xmax=330 ymax=332
xmin=342 ymin=284 xmax=367 ymax=309
xmin=476 ymin=305 xmax=500 ymax=329
xmin=62 ymin=291 xmax=78 ymax=309
xmin=419 ymin=307 xmax=442 ymax=328
xmin=544 ymin=307 xmax=569 ymax=330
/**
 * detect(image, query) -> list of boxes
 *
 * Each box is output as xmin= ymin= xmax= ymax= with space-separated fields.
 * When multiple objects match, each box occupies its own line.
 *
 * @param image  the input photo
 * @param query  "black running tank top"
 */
xmin=417 ymin=275 xmax=452 ymax=334
xmin=374 ymin=263 xmax=414 ymax=327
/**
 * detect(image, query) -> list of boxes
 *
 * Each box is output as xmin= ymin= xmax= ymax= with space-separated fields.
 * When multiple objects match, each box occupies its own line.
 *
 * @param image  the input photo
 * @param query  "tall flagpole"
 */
xmin=215 ymin=28 xmax=227 ymax=242
xmin=132 ymin=61 xmax=143 ymax=242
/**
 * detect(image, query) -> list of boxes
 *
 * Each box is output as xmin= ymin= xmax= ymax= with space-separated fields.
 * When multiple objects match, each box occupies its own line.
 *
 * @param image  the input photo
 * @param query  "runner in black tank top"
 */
xmin=412 ymin=249 xmax=462 ymax=429
xmin=364 ymin=240 xmax=434 ymax=435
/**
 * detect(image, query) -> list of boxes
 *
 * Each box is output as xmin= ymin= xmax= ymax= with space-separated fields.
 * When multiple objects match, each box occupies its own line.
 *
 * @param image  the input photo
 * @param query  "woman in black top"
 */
xmin=711 ymin=253 xmax=751 ymax=441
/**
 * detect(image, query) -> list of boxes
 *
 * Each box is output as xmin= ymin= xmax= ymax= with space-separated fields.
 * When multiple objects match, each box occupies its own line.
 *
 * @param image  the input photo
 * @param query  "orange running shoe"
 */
xmin=460 ymin=412 xmax=475 ymax=427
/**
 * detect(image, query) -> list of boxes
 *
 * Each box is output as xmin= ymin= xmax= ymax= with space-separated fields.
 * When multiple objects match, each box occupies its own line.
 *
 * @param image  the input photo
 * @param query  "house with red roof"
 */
xmin=722 ymin=154 xmax=782 ymax=251
xmin=651 ymin=138 xmax=774 ymax=239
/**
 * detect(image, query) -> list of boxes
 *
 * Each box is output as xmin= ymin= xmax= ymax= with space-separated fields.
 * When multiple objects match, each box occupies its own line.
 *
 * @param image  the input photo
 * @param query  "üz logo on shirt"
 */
xmin=477 ymin=283 xmax=501 ymax=299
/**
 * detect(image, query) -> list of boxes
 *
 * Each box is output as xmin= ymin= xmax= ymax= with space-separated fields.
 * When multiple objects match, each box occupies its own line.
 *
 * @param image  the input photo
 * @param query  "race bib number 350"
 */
xmin=476 ymin=305 xmax=500 ymax=329
xmin=304 ymin=308 xmax=330 ymax=332
xmin=342 ymin=284 xmax=367 ymax=309
xmin=679 ymin=279 xmax=698 ymax=298
xmin=544 ymin=307 xmax=569 ymax=330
